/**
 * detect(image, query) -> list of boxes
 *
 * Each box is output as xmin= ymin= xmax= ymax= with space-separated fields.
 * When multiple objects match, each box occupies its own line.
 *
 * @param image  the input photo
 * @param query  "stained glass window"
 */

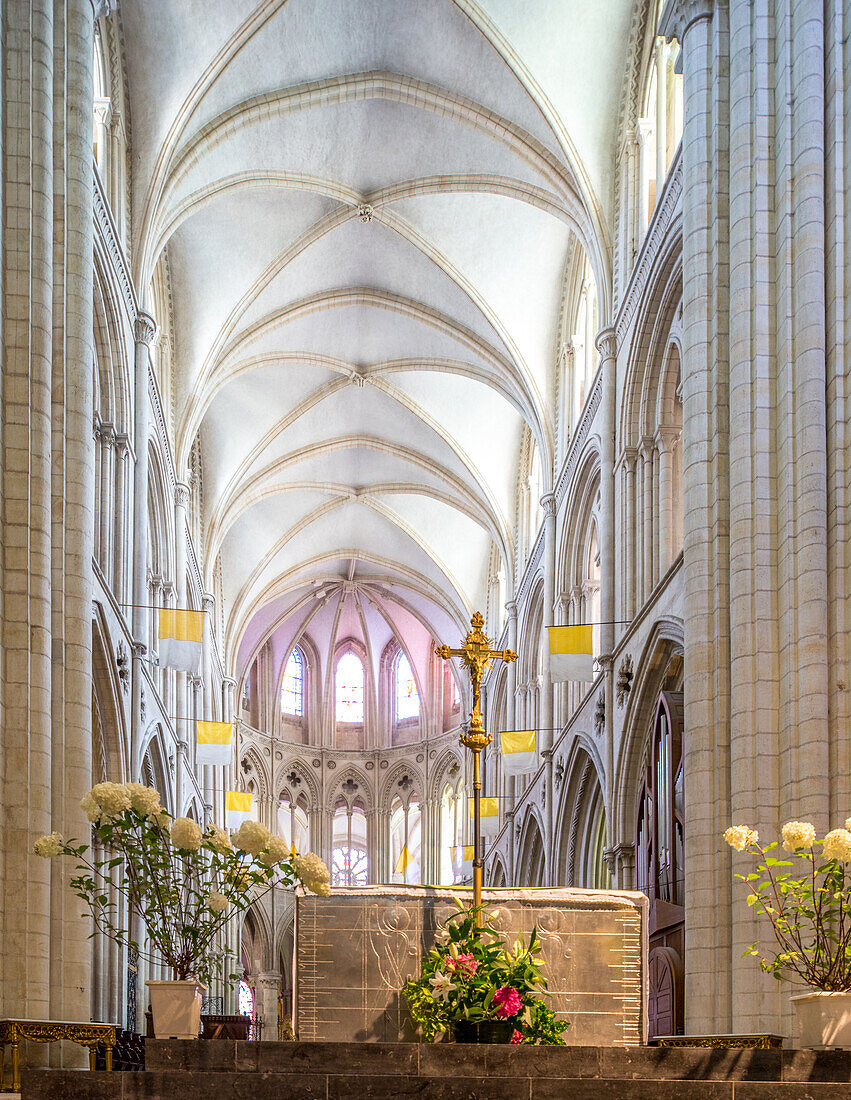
xmin=281 ymin=647 xmax=304 ymax=717
xmin=238 ymin=979 xmax=254 ymax=1017
xmin=331 ymin=846 xmax=368 ymax=886
xmin=395 ymin=653 xmax=419 ymax=720
xmin=336 ymin=651 xmax=364 ymax=722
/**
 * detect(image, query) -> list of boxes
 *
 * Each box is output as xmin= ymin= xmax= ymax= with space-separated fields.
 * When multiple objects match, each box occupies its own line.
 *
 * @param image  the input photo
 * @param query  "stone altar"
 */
xmin=294 ymin=886 xmax=648 ymax=1045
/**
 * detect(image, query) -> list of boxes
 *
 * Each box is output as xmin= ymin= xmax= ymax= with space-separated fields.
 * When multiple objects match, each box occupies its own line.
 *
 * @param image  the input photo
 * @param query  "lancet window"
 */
xmin=336 ymin=651 xmax=364 ymax=722
xmin=390 ymin=795 xmax=421 ymax=883
xmin=331 ymin=800 xmax=368 ymax=886
xmin=281 ymin=646 xmax=305 ymax=717
xmin=439 ymin=782 xmax=464 ymax=884
xmin=395 ymin=652 xmax=419 ymax=721
xmin=635 ymin=693 xmax=684 ymax=906
xmin=277 ymin=795 xmax=309 ymax=854
xmin=638 ymin=15 xmax=683 ymax=235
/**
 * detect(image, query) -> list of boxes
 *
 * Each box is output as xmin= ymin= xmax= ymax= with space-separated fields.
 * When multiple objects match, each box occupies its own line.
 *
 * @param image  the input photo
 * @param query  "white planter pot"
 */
xmin=146 ymin=979 xmax=206 ymax=1040
xmin=791 ymin=990 xmax=851 ymax=1048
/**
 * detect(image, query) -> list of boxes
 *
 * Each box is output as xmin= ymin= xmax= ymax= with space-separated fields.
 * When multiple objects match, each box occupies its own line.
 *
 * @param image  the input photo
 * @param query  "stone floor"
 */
xmin=19 ymin=1040 xmax=851 ymax=1098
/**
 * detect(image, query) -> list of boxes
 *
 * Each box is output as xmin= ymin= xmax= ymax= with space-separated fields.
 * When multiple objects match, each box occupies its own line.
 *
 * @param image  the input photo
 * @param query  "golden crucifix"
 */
xmin=436 ymin=611 xmax=517 ymax=918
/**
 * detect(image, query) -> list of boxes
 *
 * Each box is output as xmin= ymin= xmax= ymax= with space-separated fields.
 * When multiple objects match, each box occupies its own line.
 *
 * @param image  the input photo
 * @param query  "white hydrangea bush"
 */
xmin=724 ymin=817 xmax=851 ymax=990
xmin=33 ymin=781 xmax=330 ymax=986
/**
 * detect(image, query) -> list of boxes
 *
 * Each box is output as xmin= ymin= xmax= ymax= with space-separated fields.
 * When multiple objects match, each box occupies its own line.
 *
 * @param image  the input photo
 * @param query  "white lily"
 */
xmin=428 ymin=971 xmax=456 ymax=1002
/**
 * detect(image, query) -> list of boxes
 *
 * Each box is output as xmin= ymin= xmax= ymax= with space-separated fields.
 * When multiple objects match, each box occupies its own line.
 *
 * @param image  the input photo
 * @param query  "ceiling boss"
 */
xmin=435 ymin=612 xmax=517 ymax=920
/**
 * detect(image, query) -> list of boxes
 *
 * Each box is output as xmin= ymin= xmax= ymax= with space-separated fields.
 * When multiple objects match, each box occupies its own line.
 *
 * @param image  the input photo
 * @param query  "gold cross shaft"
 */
xmin=435 ymin=612 xmax=517 ymax=919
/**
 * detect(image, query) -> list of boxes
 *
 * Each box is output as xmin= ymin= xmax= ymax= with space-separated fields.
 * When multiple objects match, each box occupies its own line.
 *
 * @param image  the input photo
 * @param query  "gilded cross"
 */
xmin=435 ymin=612 xmax=517 ymax=915
xmin=435 ymin=612 xmax=517 ymax=752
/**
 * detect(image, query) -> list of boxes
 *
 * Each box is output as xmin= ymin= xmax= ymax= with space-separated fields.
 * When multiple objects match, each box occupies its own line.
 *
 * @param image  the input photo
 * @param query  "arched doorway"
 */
xmin=635 ymin=691 xmax=684 ymax=1037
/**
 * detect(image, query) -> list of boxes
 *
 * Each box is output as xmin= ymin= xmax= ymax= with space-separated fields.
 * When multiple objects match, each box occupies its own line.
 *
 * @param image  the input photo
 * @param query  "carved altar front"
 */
xmin=294 ymin=886 xmax=648 ymax=1046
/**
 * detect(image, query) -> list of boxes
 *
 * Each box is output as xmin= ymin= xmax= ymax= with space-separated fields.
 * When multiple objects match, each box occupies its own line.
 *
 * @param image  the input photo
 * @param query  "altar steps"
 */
xmin=21 ymin=1039 xmax=851 ymax=1099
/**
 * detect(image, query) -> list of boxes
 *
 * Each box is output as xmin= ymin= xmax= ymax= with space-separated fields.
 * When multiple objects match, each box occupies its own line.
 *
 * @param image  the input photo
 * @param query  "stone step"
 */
xmin=144 ymin=1039 xmax=851 ymax=1083
xmin=20 ymin=1042 xmax=851 ymax=1100
xmin=19 ymin=1069 xmax=851 ymax=1099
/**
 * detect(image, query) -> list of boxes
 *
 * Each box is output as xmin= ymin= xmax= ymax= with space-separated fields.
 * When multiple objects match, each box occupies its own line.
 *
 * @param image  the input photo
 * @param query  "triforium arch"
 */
xmin=615 ymin=619 xmax=684 ymax=1039
xmin=553 ymin=740 xmax=609 ymax=889
xmin=515 ymin=807 xmax=547 ymax=887
xmin=91 ymin=609 xmax=129 ymax=785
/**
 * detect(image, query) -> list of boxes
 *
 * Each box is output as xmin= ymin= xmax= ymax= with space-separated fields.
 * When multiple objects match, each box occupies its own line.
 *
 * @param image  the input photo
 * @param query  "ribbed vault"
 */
xmin=120 ymin=0 xmax=634 ymax=678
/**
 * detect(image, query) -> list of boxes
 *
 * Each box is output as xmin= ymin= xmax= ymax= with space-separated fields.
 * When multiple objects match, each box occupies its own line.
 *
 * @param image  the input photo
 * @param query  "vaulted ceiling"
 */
xmin=121 ymin=0 xmax=634 ymax=680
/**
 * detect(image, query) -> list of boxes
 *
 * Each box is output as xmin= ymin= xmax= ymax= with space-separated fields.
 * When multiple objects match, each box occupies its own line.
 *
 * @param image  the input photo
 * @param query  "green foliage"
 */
xmin=62 ymin=808 xmax=303 ymax=985
xmin=402 ymin=905 xmax=569 ymax=1045
xmin=735 ymin=839 xmax=851 ymax=990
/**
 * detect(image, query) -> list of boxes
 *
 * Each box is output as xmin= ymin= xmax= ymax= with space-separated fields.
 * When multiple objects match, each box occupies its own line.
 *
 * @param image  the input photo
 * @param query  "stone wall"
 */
xmin=294 ymin=886 xmax=647 ymax=1045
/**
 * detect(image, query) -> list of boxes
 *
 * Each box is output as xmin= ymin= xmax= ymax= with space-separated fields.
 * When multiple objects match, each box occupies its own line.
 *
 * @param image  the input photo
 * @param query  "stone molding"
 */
xmin=514 ymin=523 xmax=545 ymax=608
xmin=93 ymin=169 xmax=137 ymax=323
xmin=555 ymin=372 xmax=603 ymax=508
xmin=658 ymin=0 xmax=714 ymax=41
xmin=616 ymin=152 xmax=682 ymax=342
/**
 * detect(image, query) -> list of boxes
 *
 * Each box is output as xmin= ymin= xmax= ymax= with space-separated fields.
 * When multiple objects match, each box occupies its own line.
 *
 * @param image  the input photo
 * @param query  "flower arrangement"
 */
xmin=34 ymin=782 xmax=330 ymax=985
xmin=724 ymin=818 xmax=851 ymax=989
xmin=403 ymin=903 xmax=568 ymax=1044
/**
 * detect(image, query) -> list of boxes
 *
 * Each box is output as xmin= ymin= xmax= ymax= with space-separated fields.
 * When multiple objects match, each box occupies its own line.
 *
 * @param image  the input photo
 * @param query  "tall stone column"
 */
xmin=620 ymin=449 xmax=638 ymax=620
xmin=639 ymin=437 xmax=656 ymax=600
xmin=131 ymin=312 xmax=156 ymax=777
xmin=202 ymin=591 xmax=220 ymax=823
xmin=114 ymin=433 xmax=131 ymax=603
xmin=539 ymin=495 xmax=557 ymax=754
xmin=223 ymin=677 xmax=237 ymax=723
xmin=596 ymin=329 xmax=617 ymax=826
xmin=173 ymin=482 xmax=191 ymax=808
xmin=257 ymin=971 xmax=281 ymax=1042
xmin=656 ymin=428 xmax=679 ymax=574
xmin=504 ymin=601 xmax=518 ymax=813
xmin=96 ymin=422 xmax=115 ymax=580
xmin=660 ymin=0 xmax=729 ymax=1034
xmin=1 ymin=0 xmax=54 ymax=1025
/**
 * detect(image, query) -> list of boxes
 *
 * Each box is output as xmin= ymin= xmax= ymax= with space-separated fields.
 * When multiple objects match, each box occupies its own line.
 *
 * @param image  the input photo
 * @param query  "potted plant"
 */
xmin=34 ymin=781 xmax=330 ymax=1039
xmin=724 ymin=819 xmax=851 ymax=1047
xmin=403 ymin=903 xmax=568 ymax=1044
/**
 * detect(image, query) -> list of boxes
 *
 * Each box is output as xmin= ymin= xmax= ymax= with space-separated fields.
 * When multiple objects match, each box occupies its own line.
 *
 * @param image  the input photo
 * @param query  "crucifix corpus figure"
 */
xmin=435 ymin=611 xmax=517 ymax=921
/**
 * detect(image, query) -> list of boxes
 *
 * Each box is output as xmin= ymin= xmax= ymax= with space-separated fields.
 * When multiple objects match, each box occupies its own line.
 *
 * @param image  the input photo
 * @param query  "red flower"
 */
xmin=492 ymin=986 xmax=522 ymax=1019
xmin=510 ymin=1029 xmax=523 ymax=1044
xmin=444 ymin=952 xmax=478 ymax=976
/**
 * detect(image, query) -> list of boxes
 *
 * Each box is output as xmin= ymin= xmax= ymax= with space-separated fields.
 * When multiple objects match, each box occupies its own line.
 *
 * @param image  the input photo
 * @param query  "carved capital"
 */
xmin=594 ymin=326 xmax=617 ymax=362
xmin=114 ymin=432 xmax=132 ymax=460
xmin=202 ymin=592 xmax=215 ymax=614
xmin=93 ymin=96 xmax=111 ymax=129
xmin=95 ymin=419 xmax=116 ymax=446
xmin=90 ymin=0 xmax=112 ymax=18
xmin=655 ymin=426 xmax=681 ymax=455
xmin=174 ymin=481 xmax=191 ymax=509
xmin=658 ymin=0 xmax=714 ymax=42
xmin=619 ymin=446 xmax=639 ymax=474
xmin=504 ymin=600 xmax=518 ymax=620
xmin=134 ymin=310 xmax=157 ymax=347
xmin=540 ymin=492 xmax=557 ymax=519
xmin=258 ymin=970 xmax=282 ymax=988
